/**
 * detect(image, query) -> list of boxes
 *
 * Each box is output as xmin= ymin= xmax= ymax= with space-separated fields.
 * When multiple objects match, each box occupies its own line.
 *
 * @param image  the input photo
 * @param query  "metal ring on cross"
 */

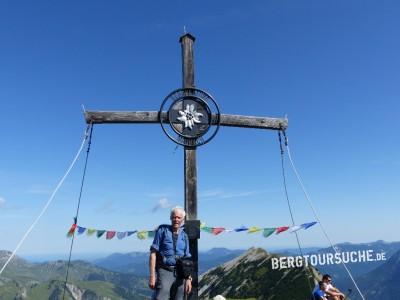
xmin=159 ymin=88 xmax=220 ymax=147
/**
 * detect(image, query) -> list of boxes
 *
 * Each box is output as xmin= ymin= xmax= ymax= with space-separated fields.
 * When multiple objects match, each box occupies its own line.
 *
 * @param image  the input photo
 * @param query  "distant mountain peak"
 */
xmin=357 ymin=248 xmax=400 ymax=299
xmin=221 ymin=247 xmax=268 ymax=273
xmin=0 ymin=250 xmax=12 ymax=258
xmin=0 ymin=250 xmax=28 ymax=266
xmin=199 ymin=247 xmax=317 ymax=299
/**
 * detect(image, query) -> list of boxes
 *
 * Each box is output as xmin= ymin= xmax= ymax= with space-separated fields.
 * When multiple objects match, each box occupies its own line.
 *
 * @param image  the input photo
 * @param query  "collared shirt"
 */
xmin=150 ymin=224 xmax=191 ymax=266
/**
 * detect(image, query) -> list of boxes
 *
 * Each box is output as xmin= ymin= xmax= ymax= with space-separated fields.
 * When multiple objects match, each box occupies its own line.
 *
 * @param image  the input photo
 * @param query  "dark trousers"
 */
xmin=152 ymin=268 xmax=185 ymax=300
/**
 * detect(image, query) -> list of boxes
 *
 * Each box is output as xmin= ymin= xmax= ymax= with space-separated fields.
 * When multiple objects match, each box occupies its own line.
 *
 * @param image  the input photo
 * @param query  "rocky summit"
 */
xmin=199 ymin=247 xmax=319 ymax=300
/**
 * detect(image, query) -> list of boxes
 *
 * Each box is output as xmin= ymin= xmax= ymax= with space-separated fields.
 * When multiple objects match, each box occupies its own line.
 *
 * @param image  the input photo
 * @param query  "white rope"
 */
xmin=285 ymin=141 xmax=365 ymax=300
xmin=0 ymin=125 xmax=91 ymax=276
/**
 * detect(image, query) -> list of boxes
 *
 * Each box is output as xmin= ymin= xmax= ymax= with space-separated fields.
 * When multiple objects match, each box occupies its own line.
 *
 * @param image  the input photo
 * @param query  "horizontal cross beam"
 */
xmin=84 ymin=111 xmax=288 ymax=130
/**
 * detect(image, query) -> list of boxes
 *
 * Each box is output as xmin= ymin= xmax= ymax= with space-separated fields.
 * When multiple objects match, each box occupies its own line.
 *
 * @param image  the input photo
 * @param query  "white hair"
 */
xmin=170 ymin=206 xmax=186 ymax=218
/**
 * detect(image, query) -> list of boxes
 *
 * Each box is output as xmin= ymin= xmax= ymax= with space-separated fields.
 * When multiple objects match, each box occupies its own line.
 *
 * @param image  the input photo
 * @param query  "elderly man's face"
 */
xmin=171 ymin=211 xmax=184 ymax=230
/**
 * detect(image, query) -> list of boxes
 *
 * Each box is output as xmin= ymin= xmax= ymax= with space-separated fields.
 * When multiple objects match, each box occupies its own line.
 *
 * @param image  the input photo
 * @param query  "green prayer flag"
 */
xmin=96 ymin=230 xmax=106 ymax=238
xmin=263 ymin=228 xmax=276 ymax=238
xmin=201 ymin=227 xmax=213 ymax=233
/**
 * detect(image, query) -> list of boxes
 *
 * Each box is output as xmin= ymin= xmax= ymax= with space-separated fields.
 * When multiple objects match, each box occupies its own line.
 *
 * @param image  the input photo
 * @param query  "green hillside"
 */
xmin=0 ymin=251 xmax=149 ymax=300
xmin=199 ymin=248 xmax=319 ymax=300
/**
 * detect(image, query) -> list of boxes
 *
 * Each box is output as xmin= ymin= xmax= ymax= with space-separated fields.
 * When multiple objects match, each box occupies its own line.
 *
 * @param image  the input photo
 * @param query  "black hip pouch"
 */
xmin=175 ymin=258 xmax=194 ymax=279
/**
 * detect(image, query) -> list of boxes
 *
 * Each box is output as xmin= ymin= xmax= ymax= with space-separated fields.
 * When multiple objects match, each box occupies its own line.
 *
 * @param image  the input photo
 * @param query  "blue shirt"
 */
xmin=150 ymin=224 xmax=191 ymax=266
xmin=312 ymin=289 xmax=325 ymax=300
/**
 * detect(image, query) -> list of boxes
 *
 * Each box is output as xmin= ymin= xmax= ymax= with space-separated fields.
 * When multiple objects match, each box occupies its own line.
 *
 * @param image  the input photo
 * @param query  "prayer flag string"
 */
xmin=66 ymin=221 xmax=317 ymax=240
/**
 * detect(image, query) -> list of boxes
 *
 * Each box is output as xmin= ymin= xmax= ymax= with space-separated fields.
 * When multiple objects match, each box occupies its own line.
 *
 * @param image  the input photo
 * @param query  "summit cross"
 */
xmin=84 ymin=33 xmax=288 ymax=300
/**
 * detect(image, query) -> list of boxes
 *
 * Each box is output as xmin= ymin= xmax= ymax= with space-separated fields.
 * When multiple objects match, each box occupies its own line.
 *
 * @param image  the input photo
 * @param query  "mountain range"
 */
xmin=1 ymin=240 xmax=399 ymax=299
xmin=354 ymin=248 xmax=400 ymax=300
xmin=0 ymin=250 xmax=149 ymax=300
xmin=93 ymin=247 xmax=245 ymax=276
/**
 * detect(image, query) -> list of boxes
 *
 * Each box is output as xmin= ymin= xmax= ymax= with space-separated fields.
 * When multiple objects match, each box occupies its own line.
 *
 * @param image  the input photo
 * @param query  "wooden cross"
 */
xmin=84 ymin=33 xmax=288 ymax=300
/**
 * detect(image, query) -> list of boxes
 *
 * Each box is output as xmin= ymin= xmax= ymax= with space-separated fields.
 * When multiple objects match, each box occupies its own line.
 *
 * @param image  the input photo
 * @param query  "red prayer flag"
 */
xmin=67 ymin=224 xmax=77 ymax=237
xmin=212 ymin=227 xmax=225 ymax=235
xmin=106 ymin=231 xmax=116 ymax=240
xmin=276 ymin=226 xmax=289 ymax=234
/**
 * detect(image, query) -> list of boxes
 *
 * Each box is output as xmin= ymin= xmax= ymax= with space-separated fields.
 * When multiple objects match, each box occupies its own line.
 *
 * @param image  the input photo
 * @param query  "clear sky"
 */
xmin=0 ymin=1 xmax=399 ymax=257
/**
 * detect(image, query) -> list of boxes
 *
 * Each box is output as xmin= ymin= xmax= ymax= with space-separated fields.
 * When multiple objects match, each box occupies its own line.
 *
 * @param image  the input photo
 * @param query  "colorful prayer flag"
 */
xmin=276 ymin=226 xmax=289 ymax=234
xmin=117 ymin=232 xmax=127 ymax=239
xmin=106 ymin=231 xmax=116 ymax=240
xmin=87 ymin=228 xmax=96 ymax=236
xmin=96 ymin=230 xmax=106 ymax=238
xmin=289 ymin=225 xmax=302 ymax=233
xmin=137 ymin=231 xmax=148 ymax=240
xmin=67 ymin=224 xmax=77 ymax=237
xmin=201 ymin=227 xmax=213 ymax=233
xmin=77 ymin=226 xmax=86 ymax=235
xmin=263 ymin=228 xmax=276 ymax=238
xmin=127 ymin=230 xmax=137 ymax=236
xmin=234 ymin=226 xmax=249 ymax=232
xmin=247 ymin=226 xmax=262 ymax=234
xmin=301 ymin=222 xmax=317 ymax=229
xmin=212 ymin=227 xmax=225 ymax=235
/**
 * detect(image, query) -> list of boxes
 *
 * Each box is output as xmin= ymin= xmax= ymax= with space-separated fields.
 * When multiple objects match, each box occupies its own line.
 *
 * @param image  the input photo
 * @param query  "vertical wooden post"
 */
xmin=180 ymin=33 xmax=198 ymax=300
xmin=180 ymin=34 xmax=195 ymax=89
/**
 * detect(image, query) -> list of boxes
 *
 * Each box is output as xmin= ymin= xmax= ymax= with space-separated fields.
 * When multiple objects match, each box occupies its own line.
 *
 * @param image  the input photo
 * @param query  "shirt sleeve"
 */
xmin=150 ymin=227 xmax=162 ymax=252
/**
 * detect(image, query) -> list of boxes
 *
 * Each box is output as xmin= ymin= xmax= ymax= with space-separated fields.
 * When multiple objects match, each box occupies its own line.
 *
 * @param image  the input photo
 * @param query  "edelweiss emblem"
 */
xmin=160 ymin=88 xmax=220 ymax=146
xmin=177 ymin=104 xmax=203 ymax=129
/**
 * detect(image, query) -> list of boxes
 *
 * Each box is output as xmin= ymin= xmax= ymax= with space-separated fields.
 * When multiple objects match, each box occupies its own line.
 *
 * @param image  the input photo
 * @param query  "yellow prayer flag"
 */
xmin=247 ymin=226 xmax=262 ymax=233
xmin=137 ymin=231 xmax=148 ymax=240
xmin=87 ymin=228 xmax=96 ymax=236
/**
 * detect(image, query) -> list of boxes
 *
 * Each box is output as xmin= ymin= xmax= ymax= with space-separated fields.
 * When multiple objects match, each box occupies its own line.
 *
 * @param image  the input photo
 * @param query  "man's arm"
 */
xmin=334 ymin=287 xmax=345 ymax=297
xmin=325 ymin=289 xmax=344 ymax=299
xmin=148 ymin=250 xmax=157 ymax=289
xmin=149 ymin=226 xmax=163 ymax=290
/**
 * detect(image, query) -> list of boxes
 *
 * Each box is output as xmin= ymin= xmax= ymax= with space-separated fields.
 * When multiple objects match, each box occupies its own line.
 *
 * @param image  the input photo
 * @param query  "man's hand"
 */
xmin=149 ymin=274 xmax=156 ymax=290
xmin=185 ymin=278 xmax=192 ymax=294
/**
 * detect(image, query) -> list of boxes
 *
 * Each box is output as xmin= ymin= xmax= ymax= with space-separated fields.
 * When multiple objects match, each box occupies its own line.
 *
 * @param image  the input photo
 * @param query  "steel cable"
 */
xmin=283 ymin=131 xmax=365 ymax=300
xmin=0 ymin=125 xmax=92 ymax=276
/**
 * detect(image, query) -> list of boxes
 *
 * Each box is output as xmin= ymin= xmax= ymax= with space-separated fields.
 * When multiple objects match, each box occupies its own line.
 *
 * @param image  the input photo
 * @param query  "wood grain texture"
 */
xmin=84 ymin=111 xmax=288 ymax=130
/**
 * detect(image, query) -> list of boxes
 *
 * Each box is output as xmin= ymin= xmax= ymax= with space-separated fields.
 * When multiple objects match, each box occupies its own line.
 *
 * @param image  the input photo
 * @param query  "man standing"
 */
xmin=149 ymin=206 xmax=192 ymax=300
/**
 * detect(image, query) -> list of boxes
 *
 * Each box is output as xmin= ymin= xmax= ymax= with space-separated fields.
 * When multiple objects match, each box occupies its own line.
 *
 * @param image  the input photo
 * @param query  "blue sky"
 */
xmin=0 ymin=1 xmax=399 ymax=257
